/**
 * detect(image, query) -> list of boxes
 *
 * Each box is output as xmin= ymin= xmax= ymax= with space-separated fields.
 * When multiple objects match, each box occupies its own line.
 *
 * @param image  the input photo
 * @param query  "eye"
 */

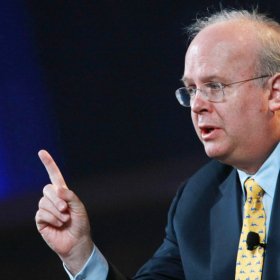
xmin=205 ymin=82 xmax=223 ymax=90
xmin=186 ymin=86 xmax=196 ymax=96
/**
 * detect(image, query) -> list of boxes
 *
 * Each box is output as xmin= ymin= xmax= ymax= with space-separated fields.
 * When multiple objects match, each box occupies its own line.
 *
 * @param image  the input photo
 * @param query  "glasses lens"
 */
xmin=175 ymin=87 xmax=190 ymax=107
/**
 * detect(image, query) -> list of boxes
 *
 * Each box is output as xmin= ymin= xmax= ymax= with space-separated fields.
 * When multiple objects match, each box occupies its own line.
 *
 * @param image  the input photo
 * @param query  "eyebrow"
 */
xmin=180 ymin=75 xmax=224 ymax=85
xmin=180 ymin=76 xmax=190 ymax=85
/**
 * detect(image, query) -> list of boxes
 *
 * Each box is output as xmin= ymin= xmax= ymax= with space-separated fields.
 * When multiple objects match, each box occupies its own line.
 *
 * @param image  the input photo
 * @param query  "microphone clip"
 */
xmin=246 ymin=231 xmax=266 ymax=251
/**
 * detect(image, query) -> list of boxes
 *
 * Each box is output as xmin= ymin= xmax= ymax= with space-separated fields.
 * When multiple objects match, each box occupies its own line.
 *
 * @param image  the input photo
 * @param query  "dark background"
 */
xmin=2 ymin=1 xmax=280 ymax=279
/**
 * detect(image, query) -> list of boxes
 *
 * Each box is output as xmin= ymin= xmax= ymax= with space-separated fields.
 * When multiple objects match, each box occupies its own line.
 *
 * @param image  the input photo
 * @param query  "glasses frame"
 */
xmin=175 ymin=75 xmax=270 ymax=107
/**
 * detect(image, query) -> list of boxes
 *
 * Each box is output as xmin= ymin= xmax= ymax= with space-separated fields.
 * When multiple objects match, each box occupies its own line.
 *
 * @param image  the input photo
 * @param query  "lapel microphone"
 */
xmin=246 ymin=231 xmax=266 ymax=251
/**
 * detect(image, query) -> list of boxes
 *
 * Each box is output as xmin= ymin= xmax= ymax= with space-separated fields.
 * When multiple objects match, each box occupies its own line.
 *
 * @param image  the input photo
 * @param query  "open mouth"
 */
xmin=199 ymin=126 xmax=219 ymax=140
xmin=201 ymin=127 xmax=215 ymax=134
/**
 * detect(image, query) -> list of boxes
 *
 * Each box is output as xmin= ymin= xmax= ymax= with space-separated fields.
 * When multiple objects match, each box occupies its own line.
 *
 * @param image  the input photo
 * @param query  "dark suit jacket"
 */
xmin=107 ymin=160 xmax=280 ymax=280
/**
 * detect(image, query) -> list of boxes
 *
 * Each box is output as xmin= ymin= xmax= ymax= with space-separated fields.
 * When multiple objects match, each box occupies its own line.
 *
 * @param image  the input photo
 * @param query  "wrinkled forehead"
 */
xmin=183 ymin=21 xmax=260 ymax=82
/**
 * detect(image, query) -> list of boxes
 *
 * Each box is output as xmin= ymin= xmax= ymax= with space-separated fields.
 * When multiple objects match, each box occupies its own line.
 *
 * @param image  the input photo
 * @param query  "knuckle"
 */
xmin=35 ymin=210 xmax=42 ymax=222
xmin=38 ymin=197 xmax=44 ymax=208
xmin=67 ymin=189 xmax=75 ymax=199
xmin=57 ymin=187 xmax=74 ymax=199
xmin=42 ymin=184 xmax=53 ymax=195
xmin=56 ymin=187 xmax=64 ymax=196
xmin=38 ymin=196 xmax=50 ymax=209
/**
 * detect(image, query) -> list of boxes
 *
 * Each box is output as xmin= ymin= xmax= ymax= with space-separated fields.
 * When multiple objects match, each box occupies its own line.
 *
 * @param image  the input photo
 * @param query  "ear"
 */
xmin=268 ymin=73 xmax=280 ymax=112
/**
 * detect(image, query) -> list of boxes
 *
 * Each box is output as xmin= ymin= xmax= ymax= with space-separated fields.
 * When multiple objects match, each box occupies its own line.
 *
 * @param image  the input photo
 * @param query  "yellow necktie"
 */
xmin=235 ymin=178 xmax=266 ymax=280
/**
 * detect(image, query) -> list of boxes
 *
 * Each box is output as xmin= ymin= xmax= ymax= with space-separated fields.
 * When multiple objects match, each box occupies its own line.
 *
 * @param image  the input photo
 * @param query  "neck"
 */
xmin=233 ymin=143 xmax=279 ymax=174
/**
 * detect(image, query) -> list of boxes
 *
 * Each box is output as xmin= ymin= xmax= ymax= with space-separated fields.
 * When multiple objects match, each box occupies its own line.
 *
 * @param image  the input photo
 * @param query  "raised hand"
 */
xmin=35 ymin=150 xmax=94 ymax=275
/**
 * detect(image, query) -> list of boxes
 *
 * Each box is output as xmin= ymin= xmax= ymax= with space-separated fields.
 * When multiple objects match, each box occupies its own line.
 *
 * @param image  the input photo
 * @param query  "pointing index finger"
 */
xmin=38 ymin=150 xmax=68 ymax=189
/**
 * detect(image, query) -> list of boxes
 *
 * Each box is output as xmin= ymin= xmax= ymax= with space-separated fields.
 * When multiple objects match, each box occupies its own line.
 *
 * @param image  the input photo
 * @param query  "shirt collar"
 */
xmin=237 ymin=143 xmax=280 ymax=199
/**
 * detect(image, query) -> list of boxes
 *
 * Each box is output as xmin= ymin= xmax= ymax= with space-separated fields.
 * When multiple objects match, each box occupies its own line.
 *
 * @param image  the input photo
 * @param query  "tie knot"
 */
xmin=245 ymin=178 xmax=264 ymax=199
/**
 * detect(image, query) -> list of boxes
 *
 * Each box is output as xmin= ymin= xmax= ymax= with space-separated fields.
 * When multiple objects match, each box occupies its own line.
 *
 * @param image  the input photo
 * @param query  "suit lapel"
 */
xmin=210 ymin=169 xmax=242 ymax=280
xmin=262 ymin=170 xmax=280 ymax=279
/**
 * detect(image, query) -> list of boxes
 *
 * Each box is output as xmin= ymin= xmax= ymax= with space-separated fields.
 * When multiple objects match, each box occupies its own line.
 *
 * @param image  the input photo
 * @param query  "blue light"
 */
xmin=0 ymin=0 xmax=58 ymax=199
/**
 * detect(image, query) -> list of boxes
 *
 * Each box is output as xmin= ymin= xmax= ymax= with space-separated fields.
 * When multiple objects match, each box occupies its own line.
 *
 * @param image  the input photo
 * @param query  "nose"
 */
xmin=191 ymin=91 xmax=211 ymax=114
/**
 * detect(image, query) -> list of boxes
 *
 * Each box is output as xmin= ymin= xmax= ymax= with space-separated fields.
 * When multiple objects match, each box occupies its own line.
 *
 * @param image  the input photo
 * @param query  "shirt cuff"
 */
xmin=63 ymin=245 xmax=109 ymax=280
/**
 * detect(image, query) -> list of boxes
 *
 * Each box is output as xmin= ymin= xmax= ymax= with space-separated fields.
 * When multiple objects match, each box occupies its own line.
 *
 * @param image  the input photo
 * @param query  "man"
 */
xmin=35 ymin=9 xmax=280 ymax=279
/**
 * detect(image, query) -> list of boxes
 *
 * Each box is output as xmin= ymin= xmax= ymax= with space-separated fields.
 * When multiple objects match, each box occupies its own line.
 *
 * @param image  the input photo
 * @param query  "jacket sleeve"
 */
xmin=107 ymin=263 xmax=130 ymax=280
xmin=107 ymin=183 xmax=186 ymax=280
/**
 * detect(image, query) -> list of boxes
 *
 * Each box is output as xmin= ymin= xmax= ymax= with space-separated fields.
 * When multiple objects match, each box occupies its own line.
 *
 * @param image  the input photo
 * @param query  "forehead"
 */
xmin=183 ymin=21 xmax=260 ymax=83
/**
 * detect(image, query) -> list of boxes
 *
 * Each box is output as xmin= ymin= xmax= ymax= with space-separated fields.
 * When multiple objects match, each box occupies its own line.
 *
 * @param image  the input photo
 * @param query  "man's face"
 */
xmin=183 ymin=21 xmax=274 ymax=172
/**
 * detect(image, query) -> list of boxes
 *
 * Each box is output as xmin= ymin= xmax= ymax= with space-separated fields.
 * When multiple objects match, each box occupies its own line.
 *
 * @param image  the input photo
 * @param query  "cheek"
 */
xmin=223 ymin=108 xmax=258 ymax=144
xmin=223 ymin=110 xmax=244 ymax=136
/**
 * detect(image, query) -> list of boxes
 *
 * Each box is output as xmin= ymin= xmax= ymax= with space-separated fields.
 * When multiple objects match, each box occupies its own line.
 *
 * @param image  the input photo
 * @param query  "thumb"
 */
xmin=57 ymin=188 xmax=86 ymax=214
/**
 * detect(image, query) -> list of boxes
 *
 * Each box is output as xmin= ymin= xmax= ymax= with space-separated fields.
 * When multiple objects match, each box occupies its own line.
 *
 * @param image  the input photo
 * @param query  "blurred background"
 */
xmin=1 ymin=0 xmax=280 ymax=279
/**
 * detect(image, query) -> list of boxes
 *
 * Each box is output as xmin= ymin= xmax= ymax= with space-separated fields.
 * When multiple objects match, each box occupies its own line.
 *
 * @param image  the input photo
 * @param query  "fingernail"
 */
xmin=58 ymin=202 xmax=66 ymax=211
xmin=61 ymin=214 xmax=69 ymax=222
xmin=57 ymin=220 xmax=63 ymax=227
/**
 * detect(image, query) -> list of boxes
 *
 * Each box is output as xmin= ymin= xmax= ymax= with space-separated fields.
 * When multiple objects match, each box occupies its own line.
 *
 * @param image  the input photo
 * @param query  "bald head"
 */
xmin=186 ymin=9 xmax=280 ymax=77
xmin=184 ymin=20 xmax=260 ymax=86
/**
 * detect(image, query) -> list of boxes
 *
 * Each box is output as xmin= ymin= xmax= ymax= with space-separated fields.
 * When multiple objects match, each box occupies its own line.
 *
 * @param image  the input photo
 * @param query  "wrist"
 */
xmin=61 ymin=238 xmax=94 ymax=276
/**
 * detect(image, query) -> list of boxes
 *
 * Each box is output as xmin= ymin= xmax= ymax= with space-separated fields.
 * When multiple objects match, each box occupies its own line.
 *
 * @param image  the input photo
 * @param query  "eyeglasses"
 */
xmin=175 ymin=75 xmax=270 ymax=107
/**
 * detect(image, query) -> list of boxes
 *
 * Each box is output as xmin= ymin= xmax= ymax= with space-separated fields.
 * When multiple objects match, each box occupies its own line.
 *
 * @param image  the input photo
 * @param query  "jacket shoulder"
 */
xmin=190 ymin=160 xmax=233 ymax=184
xmin=178 ymin=160 xmax=234 ymax=200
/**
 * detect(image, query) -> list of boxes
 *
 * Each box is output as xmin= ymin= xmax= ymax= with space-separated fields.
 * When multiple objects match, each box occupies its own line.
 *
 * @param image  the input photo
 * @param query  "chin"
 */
xmin=203 ymin=145 xmax=228 ymax=162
